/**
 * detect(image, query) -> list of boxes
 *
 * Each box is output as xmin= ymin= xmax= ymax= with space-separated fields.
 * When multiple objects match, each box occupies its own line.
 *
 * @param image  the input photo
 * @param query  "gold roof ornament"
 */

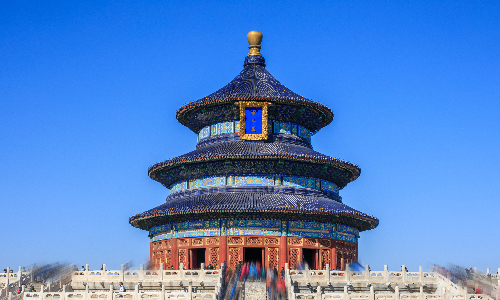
xmin=247 ymin=31 xmax=263 ymax=56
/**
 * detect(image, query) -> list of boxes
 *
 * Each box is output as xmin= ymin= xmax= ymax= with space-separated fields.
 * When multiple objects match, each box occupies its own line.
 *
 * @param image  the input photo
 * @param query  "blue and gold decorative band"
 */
xmin=149 ymin=219 xmax=359 ymax=243
xmin=169 ymin=174 xmax=340 ymax=195
xmin=197 ymin=120 xmax=312 ymax=142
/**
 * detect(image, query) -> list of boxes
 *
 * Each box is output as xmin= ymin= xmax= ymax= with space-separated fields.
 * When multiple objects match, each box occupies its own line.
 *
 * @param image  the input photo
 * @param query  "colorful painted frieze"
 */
xmin=170 ymin=181 xmax=187 ymax=193
xmin=189 ymin=176 xmax=226 ymax=189
xmin=298 ymin=125 xmax=311 ymax=141
xmin=288 ymin=230 xmax=330 ymax=239
xmin=227 ymin=228 xmax=281 ymax=236
xmin=152 ymin=232 xmax=173 ymax=241
xmin=234 ymin=175 xmax=274 ymax=186
xmin=217 ymin=121 xmax=234 ymax=135
xmin=321 ymin=180 xmax=339 ymax=194
xmin=289 ymin=221 xmax=332 ymax=231
xmin=174 ymin=219 xmax=219 ymax=230
xmin=176 ymin=230 xmax=220 ymax=238
xmin=234 ymin=121 xmax=240 ymax=133
xmin=337 ymin=224 xmax=359 ymax=236
xmin=228 ymin=219 xmax=281 ymax=228
xmin=150 ymin=223 xmax=172 ymax=235
xmin=283 ymin=176 xmax=316 ymax=189
xmin=274 ymin=121 xmax=292 ymax=134
xmin=335 ymin=232 xmax=357 ymax=243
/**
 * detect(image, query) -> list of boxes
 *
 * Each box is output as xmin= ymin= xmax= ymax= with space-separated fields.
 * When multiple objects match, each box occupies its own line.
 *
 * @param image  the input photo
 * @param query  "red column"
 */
xmin=279 ymin=236 xmax=287 ymax=270
xmin=219 ymin=236 xmax=228 ymax=267
xmin=172 ymin=239 xmax=179 ymax=269
xmin=331 ymin=240 xmax=337 ymax=270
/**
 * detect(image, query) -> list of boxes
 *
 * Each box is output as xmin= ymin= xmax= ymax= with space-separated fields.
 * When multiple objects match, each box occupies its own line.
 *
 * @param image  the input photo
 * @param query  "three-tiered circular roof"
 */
xmin=130 ymin=31 xmax=378 ymax=232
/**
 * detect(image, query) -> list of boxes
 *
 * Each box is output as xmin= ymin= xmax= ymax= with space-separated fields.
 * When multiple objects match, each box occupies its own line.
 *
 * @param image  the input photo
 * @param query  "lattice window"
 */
xmin=319 ymin=239 xmax=331 ymax=248
xmin=305 ymin=238 xmax=317 ymax=246
xmin=228 ymin=237 xmax=243 ymax=245
xmin=193 ymin=239 xmax=203 ymax=246
xmin=288 ymin=237 xmax=302 ymax=245
xmin=229 ymin=247 xmax=241 ymax=268
xmin=264 ymin=238 xmax=279 ymax=245
xmin=337 ymin=251 xmax=343 ymax=270
xmin=165 ymin=240 xmax=172 ymax=248
xmin=321 ymin=250 xmax=330 ymax=268
xmin=246 ymin=237 xmax=262 ymax=245
xmin=289 ymin=248 xmax=299 ymax=269
xmin=268 ymin=248 xmax=279 ymax=269
xmin=179 ymin=249 xmax=188 ymax=266
xmin=209 ymin=248 xmax=219 ymax=266
xmin=165 ymin=250 xmax=172 ymax=267
xmin=206 ymin=237 xmax=219 ymax=245
xmin=178 ymin=239 xmax=189 ymax=246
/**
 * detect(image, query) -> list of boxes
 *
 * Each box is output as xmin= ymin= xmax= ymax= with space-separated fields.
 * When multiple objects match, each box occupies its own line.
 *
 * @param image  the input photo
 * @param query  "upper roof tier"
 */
xmin=176 ymin=32 xmax=334 ymax=133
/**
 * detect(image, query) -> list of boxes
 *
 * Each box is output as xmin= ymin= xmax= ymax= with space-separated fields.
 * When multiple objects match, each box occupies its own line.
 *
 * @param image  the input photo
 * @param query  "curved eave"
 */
xmin=148 ymin=154 xmax=361 ymax=183
xmin=129 ymin=209 xmax=378 ymax=232
xmin=176 ymin=97 xmax=334 ymax=133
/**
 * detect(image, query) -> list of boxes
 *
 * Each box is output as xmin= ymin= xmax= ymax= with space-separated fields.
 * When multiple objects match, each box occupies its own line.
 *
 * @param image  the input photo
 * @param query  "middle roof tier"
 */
xmin=148 ymin=138 xmax=361 ymax=189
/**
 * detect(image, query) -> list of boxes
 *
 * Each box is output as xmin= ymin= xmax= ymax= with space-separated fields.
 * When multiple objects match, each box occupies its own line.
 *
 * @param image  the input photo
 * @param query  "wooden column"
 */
xmin=331 ymin=240 xmax=337 ymax=270
xmin=279 ymin=235 xmax=287 ymax=270
xmin=172 ymin=239 xmax=179 ymax=269
xmin=219 ymin=236 xmax=228 ymax=267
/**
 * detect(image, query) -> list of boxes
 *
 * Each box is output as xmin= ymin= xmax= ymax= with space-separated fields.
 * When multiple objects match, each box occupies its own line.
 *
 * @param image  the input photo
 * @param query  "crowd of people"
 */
xmin=222 ymin=261 xmax=286 ymax=300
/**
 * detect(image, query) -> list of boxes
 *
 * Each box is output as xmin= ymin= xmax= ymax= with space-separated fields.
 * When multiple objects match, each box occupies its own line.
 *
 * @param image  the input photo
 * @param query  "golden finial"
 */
xmin=247 ymin=31 xmax=263 ymax=56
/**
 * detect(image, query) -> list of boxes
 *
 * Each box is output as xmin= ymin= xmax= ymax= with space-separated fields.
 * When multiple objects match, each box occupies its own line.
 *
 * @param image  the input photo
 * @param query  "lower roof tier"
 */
xmin=129 ymin=188 xmax=378 ymax=232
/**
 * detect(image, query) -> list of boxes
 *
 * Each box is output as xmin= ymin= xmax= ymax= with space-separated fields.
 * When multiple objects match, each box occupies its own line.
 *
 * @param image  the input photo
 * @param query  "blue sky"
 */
xmin=1 ymin=1 xmax=499 ymax=272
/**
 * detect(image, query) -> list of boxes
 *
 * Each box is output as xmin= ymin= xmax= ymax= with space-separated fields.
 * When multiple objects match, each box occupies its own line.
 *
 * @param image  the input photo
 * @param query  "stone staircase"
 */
xmin=242 ymin=282 xmax=267 ymax=300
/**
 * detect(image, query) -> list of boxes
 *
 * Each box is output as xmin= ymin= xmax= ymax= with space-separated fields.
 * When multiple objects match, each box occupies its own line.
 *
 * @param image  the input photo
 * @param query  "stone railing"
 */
xmin=290 ymin=265 xmax=437 ymax=286
xmin=1 ymin=268 xmax=32 ymax=300
xmin=24 ymin=289 xmax=217 ymax=300
xmin=71 ymin=263 xmax=222 ymax=290
xmin=292 ymin=292 xmax=492 ymax=300
xmin=69 ymin=263 xmax=224 ymax=300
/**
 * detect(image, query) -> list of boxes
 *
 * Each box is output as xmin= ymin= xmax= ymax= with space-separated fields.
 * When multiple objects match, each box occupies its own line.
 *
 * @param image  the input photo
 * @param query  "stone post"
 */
xmin=120 ymin=264 xmax=125 ymax=282
xmin=402 ymin=265 xmax=407 ymax=285
xmin=370 ymin=285 xmax=374 ymax=300
xmin=419 ymin=286 xmax=424 ymax=300
xmin=419 ymin=266 xmax=424 ymax=284
xmin=326 ymin=264 xmax=330 ymax=282
xmin=85 ymin=265 xmax=89 ymax=282
xmin=6 ymin=267 xmax=10 ymax=296
xmin=102 ymin=264 xmax=107 ymax=282
xmin=188 ymin=284 xmax=192 ymax=300
xmin=109 ymin=285 xmax=113 ymax=300
xmin=159 ymin=264 xmax=164 ymax=281
xmin=343 ymin=285 xmax=349 ymax=300
xmin=365 ymin=265 xmax=370 ymax=281
xmin=161 ymin=283 xmax=165 ymax=300
xmin=487 ymin=268 xmax=490 ymax=275
xmin=384 ymin=265 xmax=389 ymax=282
xmin=316 ymin=286 xmax=322 ymax=300
xmin=8 ymin=291 xmax=12 ymax=300
xmin=395 ymin=285 xmax=400 ymax=300
xmin=179 ymin=264 xmax=184 ymax=279
xmin=18 ymin=266 xmax=22 ymax=287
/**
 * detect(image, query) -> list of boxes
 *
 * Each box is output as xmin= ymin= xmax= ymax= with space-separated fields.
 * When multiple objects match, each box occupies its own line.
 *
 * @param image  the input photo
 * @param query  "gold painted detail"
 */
xmin=247 ymin=31 xmax=263 ymax=56
xmin=237 ymin=101 xmax=271 ymax=141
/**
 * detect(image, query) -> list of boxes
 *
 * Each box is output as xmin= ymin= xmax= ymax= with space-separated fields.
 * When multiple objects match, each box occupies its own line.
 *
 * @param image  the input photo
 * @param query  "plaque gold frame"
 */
xmin=238 ymin=101 xmax=271 ymax=141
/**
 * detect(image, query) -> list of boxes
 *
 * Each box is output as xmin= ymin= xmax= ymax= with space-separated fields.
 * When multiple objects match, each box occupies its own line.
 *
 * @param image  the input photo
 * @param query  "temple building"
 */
xmin=129 ymin=31 xmax=378 ymax=271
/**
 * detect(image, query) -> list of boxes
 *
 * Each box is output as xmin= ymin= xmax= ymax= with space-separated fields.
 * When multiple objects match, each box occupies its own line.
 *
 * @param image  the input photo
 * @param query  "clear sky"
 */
xmin=1 ymin=1 xmax=499 ymax=272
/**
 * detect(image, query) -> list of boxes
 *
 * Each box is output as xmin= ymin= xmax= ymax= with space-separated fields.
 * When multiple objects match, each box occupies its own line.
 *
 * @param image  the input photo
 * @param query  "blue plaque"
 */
xmin=245 ymin=107 xmax=262 ymax=134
